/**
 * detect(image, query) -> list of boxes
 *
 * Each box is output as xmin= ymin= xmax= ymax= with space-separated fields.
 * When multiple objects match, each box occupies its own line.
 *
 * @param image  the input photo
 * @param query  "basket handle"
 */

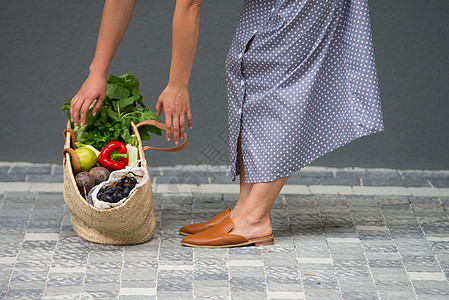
xmin=62 ymin=148 xmax=82 ymax=175
xmin=135 ymin=120 xmax=187 ymax=152
xmin=63 ymin=128 xmax=77 ymax=149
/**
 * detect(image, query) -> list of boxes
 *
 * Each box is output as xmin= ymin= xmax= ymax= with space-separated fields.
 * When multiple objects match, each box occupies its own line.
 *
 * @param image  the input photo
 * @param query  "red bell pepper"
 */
xmin=97 ymin=141 xmax=129 ymax=171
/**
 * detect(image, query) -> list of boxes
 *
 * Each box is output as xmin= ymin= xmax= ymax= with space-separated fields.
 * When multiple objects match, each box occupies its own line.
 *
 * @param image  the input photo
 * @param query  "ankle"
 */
xmin=250 ymin=214 xmax=271 ymax=226
xmin=231 ymin=211 xmax=273 ymax=238
xmin=237 ymin=210 xmax=271 ymax=226
xmin=230 ymin=205 xmax=242 ymax=218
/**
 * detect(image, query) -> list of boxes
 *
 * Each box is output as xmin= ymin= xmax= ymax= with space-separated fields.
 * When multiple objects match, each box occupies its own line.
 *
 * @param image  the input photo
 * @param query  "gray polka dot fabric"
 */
xmin=225 ymin=0 xmax=385 ymax=183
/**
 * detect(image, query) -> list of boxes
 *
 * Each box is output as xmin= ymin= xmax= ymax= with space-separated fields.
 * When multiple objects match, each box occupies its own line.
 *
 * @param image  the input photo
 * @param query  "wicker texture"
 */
xmin=62 ymin=121 xmax=155 ymax=245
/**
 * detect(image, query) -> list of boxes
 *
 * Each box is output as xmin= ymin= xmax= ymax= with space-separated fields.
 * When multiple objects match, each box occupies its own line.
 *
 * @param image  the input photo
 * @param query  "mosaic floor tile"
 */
xmin=83 ymin=282 xmax=120 ymax=292
xmin=333 ymin=260 xmax=372 ymax=279
xmin=10 ymin=273 xmax=48 ymax=287
xmin=338 ymin=277 xmax=377 ymax=294
xmin=8 ymin=278 xmax=46 ymax=290
xmin=327 ymin=243 xmax=366 ymax=260
xmin=157 ymin=291 xmax=193 ymax=300
xmin=361 ymin=238 xmax=396 ymax=247
xmin=158 ymin=269 xmax=193 ymax=278
xmin=2 ymin=169 xmax=449 ymax=299
xmin=416 ymin=294 xmax=449 ymax=300
xmin=80 ymin=290 xmax=119 ymax=299
xmin=230 ymin=276 xmax=266 ymax=292
xmin=367 ymin=259 xmax=404 ymax=269
xmin=370 ymin=267 xmax=410 ymax=282
xmin=358 ymin=232 xmax=393 ymax=241
xmin=263 ymin=252 xmax=297 ymax=266
xmin=194 ymin=258 xmax=227 ymax=267
xmin=0 ymin=242 xmax=23 ymax=258
xmin=375 ymin=281 xmax=416 ymax=299
xmin=159 ymin=248 xmax=193 ymax=261
xmin=302 ymin=288 xmax=341 ymax=300
xmin=51 ymin=258 xmax=88 ymax=269
xmin=408 ymin=272 xmax=446 ymax=281
xmin=266 ymin=283 xmax=303 ymax=294
xmin=361 ymin=172 xmax=404 ymax=187
xmin=396 ymin=245 xmax=435 ymax=257
xmin=123 ymin=269 xmax=158 ymax=281
xmin=403 ymin=256 xmax=442 ymax=272
xmin=14 ymin=260 xmax=51 ymax=273
xmin=157 ymin=277 xmax=193 ymax=292
xmin=302 ymin=275 xmax=339 ymax=290
xmin=341 ymin=292 xmax=378 ymax=300
xmin=194 ymin=265 xmax=229 ymax=281
xmin=365 ymin=251 xmax=402 ymax=261
xmin=43 ymin=286 xmax=82 ymax=299
xmin=84 ymin=273 xmax=121 ymax=284
xmin=194 ymin=284 xmax=229 ymax=297
xmin=17 ymin=240 xmax=57 ymax=261
xmin=120 ymin=280 xmax=156 ymax=289
xmin=265 ymin=266 xmax=301 ymax=284
xmin=229 ymin=266 xmax=264 ymax=278
xmin=227 ymin=254 xmax=262 ymax=261
xmin=412 ymin=280 xmax=449 ymax=295
xmin=6 ymin=289 xmax=44 ymax=299
xmin=87 ymin=261 xmax=123 ymax=273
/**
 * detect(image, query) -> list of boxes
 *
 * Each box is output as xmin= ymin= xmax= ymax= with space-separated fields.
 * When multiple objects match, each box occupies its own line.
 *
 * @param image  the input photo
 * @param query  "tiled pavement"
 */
xmin=1 ymin=162 xmax=449 ymax=299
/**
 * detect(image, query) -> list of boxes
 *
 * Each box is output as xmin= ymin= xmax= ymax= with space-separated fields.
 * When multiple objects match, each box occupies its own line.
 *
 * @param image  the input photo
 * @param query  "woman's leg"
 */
xmin=180 ymin=133 xmax=289 ymax=246
xmin=230 ymin=133 xmax=289 ymax=239
xmin=178 ymin=133 xmax=251 ymax=236
xmin=230 ymin=133 xmax=254 ymax=218
xmin=230 ymin=176 xmax=288 ymax=239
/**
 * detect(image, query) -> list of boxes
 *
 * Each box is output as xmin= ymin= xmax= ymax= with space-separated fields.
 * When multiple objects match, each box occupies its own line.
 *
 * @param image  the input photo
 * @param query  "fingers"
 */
xmin=70 ymin=98 xmax=75 ymax=123
xmin=155 ymin=100 xmax=162 ymax=117
xmin=179 ymin=115 xmax=185 ymax=141
xmin=70 ymin=74 xmax=107 ymax=127
xmin=71 ymin=96 xmax=100 ymax=127
xmin=71 ymin=97 xmax=83 ymax=127
xmin=79 ymin=99 xmax=93 ymax=127
xmin=173 ymin=115 xmax=180 ymax=145
xmin=186 ymin=108 xmax=193 ymax=130
xmin=92 ymin=96 xmax=105 ymax=117
xmin=165 ymin=113 xmax=172 ymax=142
xmin=157 ymin=86 xmax=192 ymax=144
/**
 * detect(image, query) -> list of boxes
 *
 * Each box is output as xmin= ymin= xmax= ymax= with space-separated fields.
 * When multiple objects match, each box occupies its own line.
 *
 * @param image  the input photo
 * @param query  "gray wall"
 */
xmin=1 ymin=0 xmax=448 ymax=170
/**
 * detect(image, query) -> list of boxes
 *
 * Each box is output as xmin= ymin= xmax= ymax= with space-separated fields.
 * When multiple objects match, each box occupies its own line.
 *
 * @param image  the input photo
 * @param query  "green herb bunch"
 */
xmin=61 ymin=72 xmax=162 ymax=150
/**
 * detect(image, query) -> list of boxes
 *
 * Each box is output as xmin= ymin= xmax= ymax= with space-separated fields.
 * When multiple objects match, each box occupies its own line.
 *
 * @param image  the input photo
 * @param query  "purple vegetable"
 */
xmin=75 ymin=172 xmax=95 ymax=197
xmin=89 ymin=167 xmax=110 ymax=185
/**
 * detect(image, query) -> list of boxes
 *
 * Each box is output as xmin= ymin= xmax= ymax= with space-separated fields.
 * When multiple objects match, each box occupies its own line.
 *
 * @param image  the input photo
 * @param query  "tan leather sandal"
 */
xmin=181 ymin=217 xmax=274 ymax=248
xmin=179 ymin=208 xmax=231 ymax=236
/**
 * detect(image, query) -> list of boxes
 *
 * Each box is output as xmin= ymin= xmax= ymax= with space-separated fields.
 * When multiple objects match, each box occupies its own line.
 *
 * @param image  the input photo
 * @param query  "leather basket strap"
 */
xmin=62 ymin=148 xmax=81 ymax=175
xmin=63 ymin=128 xmax=77 ymax=149
xmin=135 ymin=120 xmax=187 ymax=152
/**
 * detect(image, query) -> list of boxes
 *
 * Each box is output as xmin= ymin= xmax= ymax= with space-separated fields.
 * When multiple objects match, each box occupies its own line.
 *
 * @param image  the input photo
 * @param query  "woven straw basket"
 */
xmin=62 ymin=120 xmax=187 ymax=245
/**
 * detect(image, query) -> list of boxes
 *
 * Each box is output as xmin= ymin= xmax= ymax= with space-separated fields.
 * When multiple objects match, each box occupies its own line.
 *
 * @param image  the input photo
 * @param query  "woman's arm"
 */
xmin=156 ymin=0 xmax=201 ymax=145
xmin=71 ymin=0 xmax=138 ymax=127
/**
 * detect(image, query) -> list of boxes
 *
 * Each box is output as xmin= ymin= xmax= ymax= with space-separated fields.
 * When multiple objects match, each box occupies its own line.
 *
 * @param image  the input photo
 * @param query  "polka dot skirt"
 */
xmin=225 ymin=0 xmax=385 ymax=183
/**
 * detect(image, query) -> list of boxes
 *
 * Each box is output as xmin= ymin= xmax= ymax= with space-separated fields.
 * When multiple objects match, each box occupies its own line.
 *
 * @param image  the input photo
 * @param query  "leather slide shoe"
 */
xmin=181 ymin=217 xmax=274 ymax=248
xmin=179 ymin=208 xmax=231 ymax=236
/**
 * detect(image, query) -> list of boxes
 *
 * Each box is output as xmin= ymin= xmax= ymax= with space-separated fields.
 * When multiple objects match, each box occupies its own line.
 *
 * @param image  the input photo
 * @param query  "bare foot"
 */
xmin=229 ymin=213 xmax=273 ymax=240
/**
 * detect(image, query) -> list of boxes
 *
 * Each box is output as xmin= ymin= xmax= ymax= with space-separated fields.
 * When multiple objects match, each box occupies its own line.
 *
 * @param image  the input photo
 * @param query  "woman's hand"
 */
xmin=156 ymin=0 xmax=200 ymax=145
xmin=70 ymin=72 xmax=107 ymax=127
xmin=70 ymin=0 xmax=138 ymax=127
xmin=156 ymin=84 xmax=193 ymax=145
